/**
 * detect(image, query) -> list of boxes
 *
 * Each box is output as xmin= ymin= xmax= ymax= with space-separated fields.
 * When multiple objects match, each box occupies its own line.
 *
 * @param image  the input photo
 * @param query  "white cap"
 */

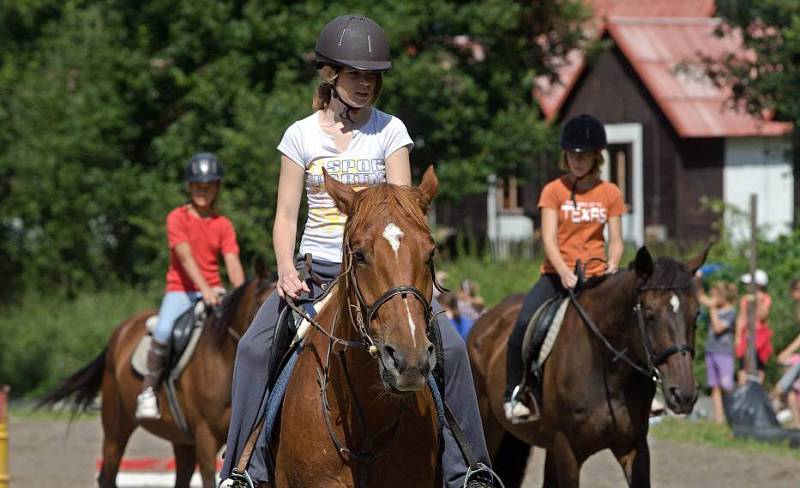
xmin=741 ymin=269 xmax=769 ymax=287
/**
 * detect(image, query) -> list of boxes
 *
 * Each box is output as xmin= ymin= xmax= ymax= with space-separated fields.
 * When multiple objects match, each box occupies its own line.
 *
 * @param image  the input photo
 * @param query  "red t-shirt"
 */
xmin=735 ymin=292 xmax=773 ymax=363
xmin=165 ymin=206 xmax=239 ymax=292
xmin=538 ymin=176 xmax=625 ymax=277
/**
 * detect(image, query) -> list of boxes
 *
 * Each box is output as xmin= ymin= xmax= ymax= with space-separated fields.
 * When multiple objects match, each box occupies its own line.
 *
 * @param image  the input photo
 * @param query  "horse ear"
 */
xmin=685 ymin=241 xmax=713 ymax=275
xmin=253 ymin=255 xmax=269 ymax=281
xmin=417 ymin=165 xmax=438 ymax=209
xmin=633 ymin=246 xmax=654 ymax=281
xmin=323 ymin=168 xmax=355 ymax=215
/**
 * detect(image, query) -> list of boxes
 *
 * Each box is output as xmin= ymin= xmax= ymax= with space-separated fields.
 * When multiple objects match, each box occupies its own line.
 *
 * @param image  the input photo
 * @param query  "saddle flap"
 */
xmin=521 ymin=296 xmax=569 ymax=372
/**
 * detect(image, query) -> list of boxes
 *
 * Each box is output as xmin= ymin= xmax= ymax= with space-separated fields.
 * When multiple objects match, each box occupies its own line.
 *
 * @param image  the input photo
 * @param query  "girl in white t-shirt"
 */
xmin=221 ymin=15 xmax=499 ymax=488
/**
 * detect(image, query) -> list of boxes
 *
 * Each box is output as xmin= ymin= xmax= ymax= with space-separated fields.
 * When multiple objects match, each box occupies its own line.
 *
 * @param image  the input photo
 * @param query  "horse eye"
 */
xmin=352 ymin=249 xmax=367 ymax=264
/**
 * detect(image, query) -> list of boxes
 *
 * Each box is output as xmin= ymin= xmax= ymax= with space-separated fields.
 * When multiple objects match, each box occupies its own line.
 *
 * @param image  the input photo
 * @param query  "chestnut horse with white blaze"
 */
xmin=270 ymin=167 xmax=442 ymax=487
xmin=38 ymin=262 xmax=275 ymax=488
xmin=467 ymin=245 xmax=710 ymax=488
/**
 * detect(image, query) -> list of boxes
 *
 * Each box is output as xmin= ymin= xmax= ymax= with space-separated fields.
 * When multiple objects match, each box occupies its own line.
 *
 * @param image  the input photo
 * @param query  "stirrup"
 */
xmin=464 ymin=462 xmax=506 ymax=488
xmin=218 ymin=470 xmax=255 ymax=488
xmin=506 ymin=385 xmax=540 ymax=423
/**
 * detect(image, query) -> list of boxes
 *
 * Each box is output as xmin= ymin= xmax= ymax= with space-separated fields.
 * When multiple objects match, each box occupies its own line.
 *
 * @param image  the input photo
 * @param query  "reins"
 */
xmin=568 ymin=261 xmax=695 ymax=387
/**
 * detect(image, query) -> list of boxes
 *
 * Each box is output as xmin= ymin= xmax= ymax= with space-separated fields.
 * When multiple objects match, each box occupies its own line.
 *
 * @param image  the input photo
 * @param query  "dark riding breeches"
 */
xmin=505 ymin=273 xmax=565 ymax=399
xmin=221 ymin=259 xmax=491 ymax=487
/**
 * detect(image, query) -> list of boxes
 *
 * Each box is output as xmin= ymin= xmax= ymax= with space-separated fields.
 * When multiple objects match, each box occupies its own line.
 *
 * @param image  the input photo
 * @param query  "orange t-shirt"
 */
xmin=538 ymin=176 xmax=625 ymax=277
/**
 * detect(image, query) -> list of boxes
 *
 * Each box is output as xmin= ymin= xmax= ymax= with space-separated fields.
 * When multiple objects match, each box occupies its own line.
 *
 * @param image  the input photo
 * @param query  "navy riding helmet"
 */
xmin=184 ymin=152 xmax=224 ymax=183
xmin=560 ymin=114 xmax=607 ymax=152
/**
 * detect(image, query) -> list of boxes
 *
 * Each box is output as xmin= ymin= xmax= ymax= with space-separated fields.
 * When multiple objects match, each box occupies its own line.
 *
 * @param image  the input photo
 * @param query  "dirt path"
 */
xmin=9 ymin=416 xmax=800 ymax=487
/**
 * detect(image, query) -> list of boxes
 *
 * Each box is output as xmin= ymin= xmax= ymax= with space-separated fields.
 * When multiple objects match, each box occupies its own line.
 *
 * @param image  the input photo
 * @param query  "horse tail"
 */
xmin=36 ymin=347 xmax=106 ymax=413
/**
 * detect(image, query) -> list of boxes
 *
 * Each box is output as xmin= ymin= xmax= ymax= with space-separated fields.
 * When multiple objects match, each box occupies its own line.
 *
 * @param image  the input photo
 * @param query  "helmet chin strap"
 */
xmin=329 ymin=85 xmax=360 ymax=124
xmin=569 ymin=171 xmax=591 ymax=209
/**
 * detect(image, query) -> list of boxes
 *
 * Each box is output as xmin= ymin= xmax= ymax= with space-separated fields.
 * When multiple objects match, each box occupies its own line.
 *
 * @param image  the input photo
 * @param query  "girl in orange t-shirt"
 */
xmin=505 ymin=114 xmax=625 ymax=423
xmin=135 ymin=153 xmax=245 ymax=420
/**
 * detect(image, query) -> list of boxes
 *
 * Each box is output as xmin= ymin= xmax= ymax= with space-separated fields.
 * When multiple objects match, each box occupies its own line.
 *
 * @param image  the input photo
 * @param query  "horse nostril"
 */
xmin=383 ymin=344 xmax=404 ymax=371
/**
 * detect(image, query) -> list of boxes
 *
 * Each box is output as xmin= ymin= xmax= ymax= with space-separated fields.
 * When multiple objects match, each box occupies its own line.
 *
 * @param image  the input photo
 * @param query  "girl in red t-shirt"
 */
xmin=504 ymin=114 xmax=625 ymax=423
xmin=734 ymin=269 xmax=773 ymax=385
xmin=136 ymin=153 xmax=245 ymax=420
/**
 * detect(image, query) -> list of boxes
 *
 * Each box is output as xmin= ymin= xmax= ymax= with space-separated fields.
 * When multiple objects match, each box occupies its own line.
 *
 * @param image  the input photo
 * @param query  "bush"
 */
xmin=0 ymin=287 xmax=158 ymax=398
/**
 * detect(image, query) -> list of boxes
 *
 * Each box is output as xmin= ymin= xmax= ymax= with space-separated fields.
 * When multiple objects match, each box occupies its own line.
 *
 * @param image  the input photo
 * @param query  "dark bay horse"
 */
xmin=467 ymin=246 xmax=710 ymax=488
xmin=271 ymin=168 xmax=441 ymax=487
xmin=38 ymin=262 xmax=275 ymax=488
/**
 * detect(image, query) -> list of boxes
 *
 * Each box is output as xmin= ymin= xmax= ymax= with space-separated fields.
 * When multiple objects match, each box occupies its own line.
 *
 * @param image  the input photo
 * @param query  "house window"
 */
xmin=607 ymin=144 xmax=633 ymax=213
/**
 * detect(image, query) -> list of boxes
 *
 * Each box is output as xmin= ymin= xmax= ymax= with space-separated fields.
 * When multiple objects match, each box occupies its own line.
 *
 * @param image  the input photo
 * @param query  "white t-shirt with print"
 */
xmin=277 ymin=108 xmax=414 ymax=263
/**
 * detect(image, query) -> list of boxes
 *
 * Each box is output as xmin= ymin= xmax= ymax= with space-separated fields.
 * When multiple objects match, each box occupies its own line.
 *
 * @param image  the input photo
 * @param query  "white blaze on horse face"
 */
xmin=670 ymin=293 xmax=680 ymax=314
xmin=404 ymin=298 xmax=417 ymax=347
xmin=382 ymin=222 xmax=404 ymax=261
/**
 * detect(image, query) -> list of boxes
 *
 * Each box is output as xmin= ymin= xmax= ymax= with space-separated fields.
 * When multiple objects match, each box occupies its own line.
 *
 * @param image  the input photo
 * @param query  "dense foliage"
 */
xmin=0 ymin=1 xmax=588 ymax=298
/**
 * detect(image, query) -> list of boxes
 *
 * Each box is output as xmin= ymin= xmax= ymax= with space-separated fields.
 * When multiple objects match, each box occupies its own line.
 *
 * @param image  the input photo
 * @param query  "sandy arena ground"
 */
xmin=8 ymin=416 xmax=800 ymax=487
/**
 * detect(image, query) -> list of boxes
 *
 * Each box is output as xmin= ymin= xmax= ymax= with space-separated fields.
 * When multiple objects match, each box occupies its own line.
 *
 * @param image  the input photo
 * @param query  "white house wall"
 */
xmin=723 ymin=137 xmax=793 ymax=240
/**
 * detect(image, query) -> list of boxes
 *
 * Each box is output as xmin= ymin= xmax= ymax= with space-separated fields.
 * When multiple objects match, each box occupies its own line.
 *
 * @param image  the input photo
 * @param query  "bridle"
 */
xmin=343 ymin=241 xmax=447 ymax=357
xmin=569 ymin=267 xmax=695 ymax=387
xmin=281 ymin=239 xmax=448 ymax=481
xmin=632 ymin=283 xmax=695 ymax=384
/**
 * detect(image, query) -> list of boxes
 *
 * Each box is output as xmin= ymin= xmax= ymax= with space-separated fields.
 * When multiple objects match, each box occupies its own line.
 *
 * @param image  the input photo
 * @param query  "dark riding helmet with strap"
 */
xmin=560 ymin=113 xmax=607 ymax=153
xmin=315 ymin=15 xmax=391 ymax=123
xmin=315 ymin=15 xmax=391 ymax=72
xmin=184 ymin=152 xmax=224 ymax=183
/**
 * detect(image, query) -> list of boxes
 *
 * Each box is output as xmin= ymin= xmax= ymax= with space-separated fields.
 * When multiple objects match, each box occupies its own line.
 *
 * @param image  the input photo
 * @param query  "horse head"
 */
xmin=324 ymin=166 xmax=439 ymax=393
xmin=631 ymin=243 xmax=711 ymax=414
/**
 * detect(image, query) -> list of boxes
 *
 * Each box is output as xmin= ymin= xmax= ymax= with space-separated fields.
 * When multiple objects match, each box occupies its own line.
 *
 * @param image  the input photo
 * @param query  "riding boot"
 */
xmin=503 ymin=342 xmax=538 ymax=423
xmin=136 ymin=339 xmax=169 ymax=420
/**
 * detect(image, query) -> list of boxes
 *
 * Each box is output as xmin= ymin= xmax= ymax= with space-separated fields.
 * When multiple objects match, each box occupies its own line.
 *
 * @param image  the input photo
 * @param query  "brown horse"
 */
xmin=38 ymin=261 xmax=275 ymax=488
xmin=468 ymin=246 xmax=710 ymax=488
xmin=270 ymin=168 xmax=441 ymax=487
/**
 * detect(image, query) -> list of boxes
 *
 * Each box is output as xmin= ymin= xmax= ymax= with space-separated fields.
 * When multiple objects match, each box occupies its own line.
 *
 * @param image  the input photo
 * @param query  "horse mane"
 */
xmin=643 ymin=257 xmax=694 ymax=290
xmin=208 ymin=278 xmax=251 ymax=339
xmin=345 ymin=183 xmax=429 ymax=237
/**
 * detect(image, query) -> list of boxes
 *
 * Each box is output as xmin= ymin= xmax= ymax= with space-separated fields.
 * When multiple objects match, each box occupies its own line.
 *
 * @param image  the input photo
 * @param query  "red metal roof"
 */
xmin=534 ymin=1 xmax=792 ymax=138
xmin=588 ymin=0 xmax=715 ymax=18
xmin=607 ymin=17 xmax=791 ymax=137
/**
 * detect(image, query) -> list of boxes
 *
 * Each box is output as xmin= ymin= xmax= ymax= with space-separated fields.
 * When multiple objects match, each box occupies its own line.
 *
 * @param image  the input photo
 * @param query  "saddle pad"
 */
xmin=131 ymin=322 xmax=203 ymax=380
xmin=521 ymin=297 xmax=569 ymax=371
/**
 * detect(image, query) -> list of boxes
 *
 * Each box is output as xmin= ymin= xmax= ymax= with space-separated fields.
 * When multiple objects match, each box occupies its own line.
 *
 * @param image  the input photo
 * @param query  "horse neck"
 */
xmin=581 ymin=271 xmax=639 ymax=340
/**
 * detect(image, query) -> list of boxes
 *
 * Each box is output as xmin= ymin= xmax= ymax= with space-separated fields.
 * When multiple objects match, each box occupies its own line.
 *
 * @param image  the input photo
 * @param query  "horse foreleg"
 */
xmin=173 ymin=443 xmax=197 ymax=488
xmin=613 ymin=438 xmax=651 ymax=488
xmin=98 ymin=377 xmax=136 ymax=488
xmin=549 ymin=433 xmax=581 ymax=488
xmin=194 ymin=423 xmax=220 ymax=488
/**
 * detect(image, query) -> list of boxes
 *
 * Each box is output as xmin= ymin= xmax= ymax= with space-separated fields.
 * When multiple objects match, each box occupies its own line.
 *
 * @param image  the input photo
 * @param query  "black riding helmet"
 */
xmin=184 ymin=152 xmax=224 ymax=183
xmin=315 ymin=15 xmax=391 ymax=72
xmin=560 ymin=114 xmax=607 ymax=152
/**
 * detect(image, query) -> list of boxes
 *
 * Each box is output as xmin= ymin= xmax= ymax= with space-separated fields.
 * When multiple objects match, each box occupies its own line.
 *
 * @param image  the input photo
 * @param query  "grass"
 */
xmin=650 ymin=417 xmax=800 ymax=460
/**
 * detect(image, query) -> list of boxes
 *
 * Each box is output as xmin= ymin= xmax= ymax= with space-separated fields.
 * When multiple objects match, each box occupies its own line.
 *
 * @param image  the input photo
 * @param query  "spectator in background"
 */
xmin=457 ymin=279 xmax=485 ymax=321
xmin=735 ymin=269 xmax=773 ymax=385
xmin=771 ymin=278 xmax=800 ymax=426
xmin=697 ymin=281 xmax=737 ymax=424
xmin=441 ymin=292 xmax=474 ymax=340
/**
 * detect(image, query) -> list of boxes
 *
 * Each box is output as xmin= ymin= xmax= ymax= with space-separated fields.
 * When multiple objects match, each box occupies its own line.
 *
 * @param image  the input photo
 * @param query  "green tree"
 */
xmin=0 ymin=0 xmax=588 ymax=297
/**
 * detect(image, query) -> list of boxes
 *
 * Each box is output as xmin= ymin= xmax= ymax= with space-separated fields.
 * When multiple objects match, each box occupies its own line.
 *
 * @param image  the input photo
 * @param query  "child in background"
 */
xmin=698 ymin=281 xmax=737 ymax=424
xmin=771 ymin=278 xmax=800 ymax=426
xmin=735 ymin=269 xmax=773 ymax=385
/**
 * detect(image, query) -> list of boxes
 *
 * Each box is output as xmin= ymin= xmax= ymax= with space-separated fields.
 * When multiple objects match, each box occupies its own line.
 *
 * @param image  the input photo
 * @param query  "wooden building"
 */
xmin=437 ymin=0 xmax=794 ymax=247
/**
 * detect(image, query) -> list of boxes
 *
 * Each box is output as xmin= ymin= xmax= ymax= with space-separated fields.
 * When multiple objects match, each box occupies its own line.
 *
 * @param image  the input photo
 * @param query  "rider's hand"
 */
xmin=201 ymin=286 xmax=221 ymax=307
xmin=605 ymin=265 xmax=619 ymax=275
xmin=277 ymin=266 xmax=310 ymax=300
xmin=559 ymin=269 xmax=578 ymax=290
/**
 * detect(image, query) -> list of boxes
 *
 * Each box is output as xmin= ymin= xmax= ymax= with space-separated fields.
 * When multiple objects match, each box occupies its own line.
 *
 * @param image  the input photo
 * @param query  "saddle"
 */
xmin=131 ymin=299 xmax=210 ymax=433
